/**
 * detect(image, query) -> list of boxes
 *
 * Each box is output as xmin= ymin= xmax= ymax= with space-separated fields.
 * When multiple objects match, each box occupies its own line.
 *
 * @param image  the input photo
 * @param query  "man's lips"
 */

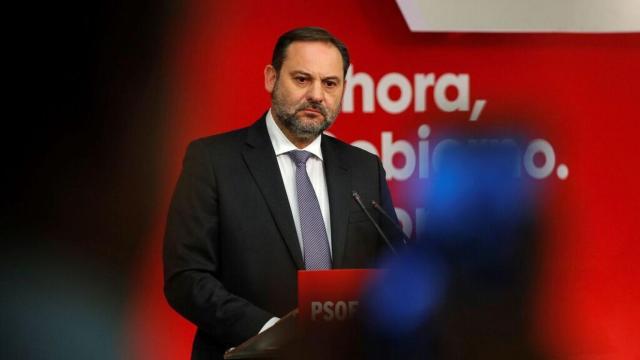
xmin=300 ymin=108 xmax=323 ymax=116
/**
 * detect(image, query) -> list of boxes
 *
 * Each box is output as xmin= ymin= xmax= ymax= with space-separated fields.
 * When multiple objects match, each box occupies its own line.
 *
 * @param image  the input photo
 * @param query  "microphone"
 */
xmin=352 ymin=191 xmax=397 ymax=255
xmin=371 ymin=201 xmax=409 ymax=245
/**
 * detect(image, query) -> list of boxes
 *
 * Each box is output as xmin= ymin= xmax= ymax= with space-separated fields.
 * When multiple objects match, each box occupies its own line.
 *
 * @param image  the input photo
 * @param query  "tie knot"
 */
xmin=287 ymin=150 xmax=313 ymax=167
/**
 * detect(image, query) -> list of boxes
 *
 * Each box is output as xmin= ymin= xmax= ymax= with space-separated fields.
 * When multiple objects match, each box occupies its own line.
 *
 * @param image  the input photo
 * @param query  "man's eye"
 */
xmin=295 ymin=77 xmax=308 ymax=84
xmin=324 ymin=80 xmax=337 ymax=88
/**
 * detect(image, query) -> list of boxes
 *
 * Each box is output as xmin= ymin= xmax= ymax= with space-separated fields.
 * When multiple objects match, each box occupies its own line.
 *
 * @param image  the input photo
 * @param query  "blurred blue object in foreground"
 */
xmin=360 ymin=137 xmax=542 ymax=359
xmin=361 ymin=250 xmax=448 ymax=337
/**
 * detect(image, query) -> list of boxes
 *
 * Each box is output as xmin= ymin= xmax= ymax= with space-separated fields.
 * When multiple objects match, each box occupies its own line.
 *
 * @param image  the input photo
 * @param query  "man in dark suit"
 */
xmin=163 ymin=27 xmax=398 ymax=360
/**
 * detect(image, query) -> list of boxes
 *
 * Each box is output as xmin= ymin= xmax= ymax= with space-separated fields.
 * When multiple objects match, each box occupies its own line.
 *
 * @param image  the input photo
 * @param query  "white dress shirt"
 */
xmin=265 ymin=109 xmax=333 ymax=255
xmin=257 ymin=110 xmax=333 ymax=335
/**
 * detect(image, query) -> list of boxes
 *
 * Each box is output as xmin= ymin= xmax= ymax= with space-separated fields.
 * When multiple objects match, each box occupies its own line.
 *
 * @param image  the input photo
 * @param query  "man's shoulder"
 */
xmin=190 ymin=126 xmax=250 ymax=149
xmin=322 ymin=134 xmax=380 ymax=163
xmin=188 ymin=114 xmax=268 ymax=152
xmin=179 ymin=124 xmax=257 ymax=165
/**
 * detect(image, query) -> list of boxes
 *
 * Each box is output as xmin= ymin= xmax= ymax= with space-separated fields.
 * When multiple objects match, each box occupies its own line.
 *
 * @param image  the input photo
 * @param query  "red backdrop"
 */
xmin=126 ymin=1 xmax=640 ymax=358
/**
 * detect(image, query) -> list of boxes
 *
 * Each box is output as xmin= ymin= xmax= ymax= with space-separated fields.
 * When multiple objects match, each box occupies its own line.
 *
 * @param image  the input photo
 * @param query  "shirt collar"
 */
xmin=266 ymin=109 xmax=323 ymax=160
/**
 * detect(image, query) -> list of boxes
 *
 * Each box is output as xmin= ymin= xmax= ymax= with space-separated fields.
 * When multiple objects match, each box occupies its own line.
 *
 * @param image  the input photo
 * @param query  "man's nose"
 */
xmin=306 ymin=81 xmax=323 ymax=103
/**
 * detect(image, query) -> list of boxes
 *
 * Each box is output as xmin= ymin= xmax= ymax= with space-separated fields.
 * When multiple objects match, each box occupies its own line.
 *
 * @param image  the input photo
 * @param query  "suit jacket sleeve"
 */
xmin=163 ymin=140 xmax=272 ymax=347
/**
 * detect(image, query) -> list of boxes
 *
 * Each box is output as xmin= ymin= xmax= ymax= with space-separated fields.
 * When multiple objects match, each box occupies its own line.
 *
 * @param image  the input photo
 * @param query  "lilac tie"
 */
xmin=287 ymin=150 xmax=332 ymax=270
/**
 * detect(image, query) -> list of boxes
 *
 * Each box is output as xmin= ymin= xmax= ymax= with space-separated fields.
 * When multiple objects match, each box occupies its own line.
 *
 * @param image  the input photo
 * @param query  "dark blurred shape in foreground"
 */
xmin=359 ymin=137 xmax=544 ymax=359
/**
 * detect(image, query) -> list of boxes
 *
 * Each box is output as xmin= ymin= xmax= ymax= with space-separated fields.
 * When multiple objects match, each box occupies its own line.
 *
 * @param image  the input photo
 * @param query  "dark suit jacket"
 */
xmin=163 ymin=115 xmax=398 ymax=359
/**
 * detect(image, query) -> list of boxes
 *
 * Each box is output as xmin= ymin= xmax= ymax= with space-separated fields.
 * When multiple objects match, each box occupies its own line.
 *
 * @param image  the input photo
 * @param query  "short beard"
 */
xmin=271 ymin=81 xmax=339 ymax=140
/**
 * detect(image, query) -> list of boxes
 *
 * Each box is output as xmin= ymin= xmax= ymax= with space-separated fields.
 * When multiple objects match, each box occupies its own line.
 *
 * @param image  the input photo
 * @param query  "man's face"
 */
xmin=265 ymin=41 xmax=345 ymax=141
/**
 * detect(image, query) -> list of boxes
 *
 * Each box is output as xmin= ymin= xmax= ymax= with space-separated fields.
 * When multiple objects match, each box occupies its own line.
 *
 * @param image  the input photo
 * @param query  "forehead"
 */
xmin=281 ymin=41 xmax=344 ymax=78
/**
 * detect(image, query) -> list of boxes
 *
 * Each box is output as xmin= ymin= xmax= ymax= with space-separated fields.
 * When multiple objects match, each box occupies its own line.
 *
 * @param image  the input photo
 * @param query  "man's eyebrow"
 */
xmin=288 ymin=71 xmax=341 ymax=81
xmin=289 ymin=70 xmax=312 ymax=77
xmin=321 ymin=75 xmax=341 ymax=82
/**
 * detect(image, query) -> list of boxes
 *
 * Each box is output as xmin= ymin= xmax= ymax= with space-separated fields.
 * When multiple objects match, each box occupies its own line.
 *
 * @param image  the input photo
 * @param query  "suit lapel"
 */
xmin=322 ymin=136 xmax=351 ymax=268
xmin=242 ymin=117 xmax=304 ymax=269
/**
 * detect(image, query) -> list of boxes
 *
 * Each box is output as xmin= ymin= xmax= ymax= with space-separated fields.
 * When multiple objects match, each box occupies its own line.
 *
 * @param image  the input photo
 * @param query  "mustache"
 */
xmin=296 ymin=102 xmax=328 ymax=117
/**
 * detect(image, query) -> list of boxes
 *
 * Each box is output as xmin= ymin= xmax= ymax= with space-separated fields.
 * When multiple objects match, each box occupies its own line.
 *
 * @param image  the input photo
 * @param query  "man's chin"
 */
xmin=294 ymin=114 xmax=329 ymax=130
xmin=282 ymin=112 xmax=333 ymax=139
xmin=290 ymin=122 xmax=327 ymax=140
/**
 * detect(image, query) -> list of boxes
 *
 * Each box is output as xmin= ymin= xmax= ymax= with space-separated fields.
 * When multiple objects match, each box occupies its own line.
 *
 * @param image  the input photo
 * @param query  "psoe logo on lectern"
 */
xmin=310 ymin=300 xmax=359 ymax=321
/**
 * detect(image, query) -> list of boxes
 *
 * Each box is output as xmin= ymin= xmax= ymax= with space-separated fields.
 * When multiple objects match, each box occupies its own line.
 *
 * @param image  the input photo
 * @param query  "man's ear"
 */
xmin=264 ymin=65 xmax=277 ymax=94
